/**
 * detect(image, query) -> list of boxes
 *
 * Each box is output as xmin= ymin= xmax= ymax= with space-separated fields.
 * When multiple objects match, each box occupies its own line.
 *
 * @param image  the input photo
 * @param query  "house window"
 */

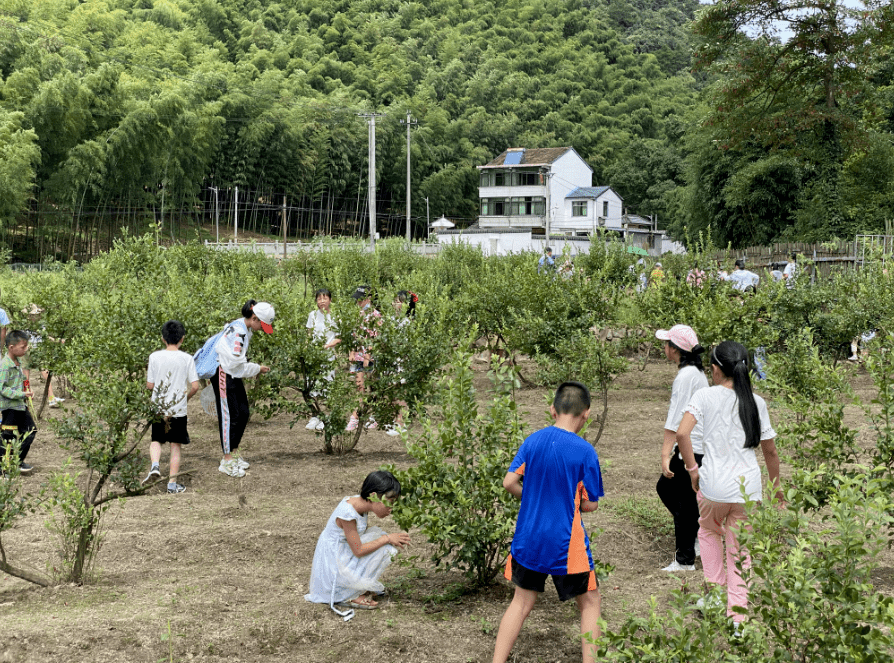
xmin=602 ymin=201 xmax=609 ymax=218
xmin=495 ymin=171 xmax=506 ymax=186
xmin=479 ymin=172 xmax=492 ymax=187
xmin=515 ymin=171 xmax=538 ymax=186
xmin=480 ymin=198 xmax=505 ymax=215
xmin=572 ymin=201 xmax=588 ymax=217
xmin=511 ymin=197 xmax=545 ymax=215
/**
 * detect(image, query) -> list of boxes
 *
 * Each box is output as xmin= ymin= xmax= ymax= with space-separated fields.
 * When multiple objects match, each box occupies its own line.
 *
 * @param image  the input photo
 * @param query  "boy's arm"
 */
xmin=503 ymin=472 xmax=523 ymax=499
xmin=186 ymin=380 xmax=200 ymax=400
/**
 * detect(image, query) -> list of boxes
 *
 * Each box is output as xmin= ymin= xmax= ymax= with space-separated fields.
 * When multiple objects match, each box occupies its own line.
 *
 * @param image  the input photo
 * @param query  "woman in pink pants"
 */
xmin=675 ymin=340 xmax=783 ymax=624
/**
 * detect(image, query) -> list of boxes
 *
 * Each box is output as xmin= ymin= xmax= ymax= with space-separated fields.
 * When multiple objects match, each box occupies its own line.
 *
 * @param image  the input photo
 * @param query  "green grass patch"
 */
xmin=606 ymin=496 xmax=674 ymax=542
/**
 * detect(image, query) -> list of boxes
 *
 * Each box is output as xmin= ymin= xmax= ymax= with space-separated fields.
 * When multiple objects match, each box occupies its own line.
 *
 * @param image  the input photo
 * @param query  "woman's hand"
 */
xmin=661 ymin=456 xmax=674 ymax=479
xmin=688 ymin=467 xmax=699 ymax=493
xmin=387 ymin=532 xmax=411 ymax=551
xmin=259 ymin=365 xmax=270 ymax=374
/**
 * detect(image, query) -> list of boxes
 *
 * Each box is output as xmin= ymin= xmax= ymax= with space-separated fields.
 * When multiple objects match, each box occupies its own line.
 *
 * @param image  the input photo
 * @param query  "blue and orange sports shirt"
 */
xmin=507 ymin=426 xmax=604 ymax=575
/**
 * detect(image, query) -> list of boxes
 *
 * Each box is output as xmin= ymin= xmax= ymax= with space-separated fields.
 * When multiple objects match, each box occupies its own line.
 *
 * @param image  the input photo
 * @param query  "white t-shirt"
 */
xmin=684 ymin=386 xmax=776 ymax=503
xmin=664 ymin=365 xmax=709 ymax=455
xmin=306 ymin=309 xmax=337 ymax=345
xmin=147 ymin=349 xmax=199 ymax=418
xmin=783 ymin=261 xmax=797 ymax=288
xmin=729 ymin=269 xmax=759 ymax=290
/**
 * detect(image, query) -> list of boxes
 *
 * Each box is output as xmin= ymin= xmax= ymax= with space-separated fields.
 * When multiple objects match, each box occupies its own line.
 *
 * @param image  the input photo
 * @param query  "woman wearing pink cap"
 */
xmin=655 ymin=324 xmax=708 ymax=572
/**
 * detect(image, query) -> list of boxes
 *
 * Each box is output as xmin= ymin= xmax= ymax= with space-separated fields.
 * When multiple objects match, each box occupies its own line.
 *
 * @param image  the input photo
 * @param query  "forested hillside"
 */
xmin=0 ymin=0 xmax=891 ymax=259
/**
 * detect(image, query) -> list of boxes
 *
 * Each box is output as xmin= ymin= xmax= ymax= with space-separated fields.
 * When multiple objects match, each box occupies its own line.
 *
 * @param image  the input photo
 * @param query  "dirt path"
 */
xmin=1 ymin=360 xmax=890 ymax=662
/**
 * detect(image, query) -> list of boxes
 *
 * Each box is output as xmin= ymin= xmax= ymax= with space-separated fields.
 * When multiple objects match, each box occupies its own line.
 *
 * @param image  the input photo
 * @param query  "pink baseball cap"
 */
xmin=655 ymin=324 xmax=699 ymax=352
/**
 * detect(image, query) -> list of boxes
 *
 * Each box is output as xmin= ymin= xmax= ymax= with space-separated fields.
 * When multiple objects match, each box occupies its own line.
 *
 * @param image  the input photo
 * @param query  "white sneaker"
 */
xmin=385 ymin=425 xmax=400 ymax=437
xmin=219 ymin=459 xmax=246 ymax=477
xmin=305 ymin=417 xmax=321 ymax=430
xmin=315 ymin=420 xmax=325 ymax=430
xmin=232 ymin=455 xmax=249 ymax=469
xmin=662 ymin=560 xmax=696 ymax=572
xmin=695 ymin=540 xmax=701 ymax=558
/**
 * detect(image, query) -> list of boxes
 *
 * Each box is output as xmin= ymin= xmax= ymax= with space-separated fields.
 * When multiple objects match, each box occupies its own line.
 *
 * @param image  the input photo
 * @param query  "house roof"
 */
xmin=566 ymin=186 xmax=623 ymax=201
xmin=479 ymin=147 xmax=592 ymax=170
xmin=624 ymin=214 xmax=653 ymax=227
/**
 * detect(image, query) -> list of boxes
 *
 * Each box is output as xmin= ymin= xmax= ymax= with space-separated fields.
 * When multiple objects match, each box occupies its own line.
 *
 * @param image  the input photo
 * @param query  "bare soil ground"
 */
xmin=1 ymin=359 xmax=891 ymax=663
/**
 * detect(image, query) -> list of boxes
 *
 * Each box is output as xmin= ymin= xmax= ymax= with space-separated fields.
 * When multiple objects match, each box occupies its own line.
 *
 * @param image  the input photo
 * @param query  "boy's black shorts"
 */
xmin=509 ymin=557 xmax=597 ymax=602
xmin=151 ymin=416 xmax=190 ymax=445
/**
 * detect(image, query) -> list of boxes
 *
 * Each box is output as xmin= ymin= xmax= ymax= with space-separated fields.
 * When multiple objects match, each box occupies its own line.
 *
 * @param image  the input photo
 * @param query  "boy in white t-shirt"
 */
xmin=143 ymin=321 xmax=200 ymax=494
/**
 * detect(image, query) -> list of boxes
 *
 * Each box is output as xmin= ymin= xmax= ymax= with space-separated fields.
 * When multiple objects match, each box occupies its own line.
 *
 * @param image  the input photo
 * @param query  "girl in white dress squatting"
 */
xmin=305 ymin=471 xmax=411 ymax=615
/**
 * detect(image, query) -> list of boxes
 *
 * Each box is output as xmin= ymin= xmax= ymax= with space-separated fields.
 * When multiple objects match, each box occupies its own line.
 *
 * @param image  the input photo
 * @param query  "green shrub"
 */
xmin=596 ymin=471 xmax=894 ymax=662
xmin=390 ymin=353 xmax=524 ymax=587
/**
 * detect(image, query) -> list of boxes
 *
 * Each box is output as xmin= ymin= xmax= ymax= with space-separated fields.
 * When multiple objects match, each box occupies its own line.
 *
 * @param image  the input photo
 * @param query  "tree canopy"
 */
xmin=0 ymin=0 xmax=892 ymax=255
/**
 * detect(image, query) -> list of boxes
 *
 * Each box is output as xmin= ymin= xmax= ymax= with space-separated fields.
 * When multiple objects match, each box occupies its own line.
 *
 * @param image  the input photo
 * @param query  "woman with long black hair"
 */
xmin=676 ymin=341 xmax=782 ymax=625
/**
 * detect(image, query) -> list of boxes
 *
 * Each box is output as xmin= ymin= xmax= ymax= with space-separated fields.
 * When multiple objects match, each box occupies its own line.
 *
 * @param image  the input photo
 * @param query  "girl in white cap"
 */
xmin=655 ymin=324 xmax=708 ymax=572
xmin=213 ymin=299 xmax=274 ymax=477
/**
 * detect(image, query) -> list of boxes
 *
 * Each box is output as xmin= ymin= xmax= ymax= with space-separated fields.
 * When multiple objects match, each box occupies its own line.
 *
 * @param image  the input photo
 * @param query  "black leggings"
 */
xmin=656 ymin=449 xmax=703 ymax=565
xmin=212 ymin=369 xmax=249 ymax=455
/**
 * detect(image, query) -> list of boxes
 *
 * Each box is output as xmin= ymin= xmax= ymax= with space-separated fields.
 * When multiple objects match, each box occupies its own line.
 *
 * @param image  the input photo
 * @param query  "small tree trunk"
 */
xmin=69 ymin=512 xmax=97 ymax=584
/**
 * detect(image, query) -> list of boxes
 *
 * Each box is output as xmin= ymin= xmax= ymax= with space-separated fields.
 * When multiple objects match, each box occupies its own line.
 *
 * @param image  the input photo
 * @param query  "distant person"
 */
xmin=305 ymin=470 xmax=410 ymax=618
xmin=650 ymin=262 xmax=665 ymax=287
xmin=20 ymin=304 xmax=64 ymax=409
xmin=783 ymin=252 xmax=798 ymax=288
xmin=538 ymin=247 xmax=555 ymax=274
xmin=729 ymin=260 xmax=759 ymax=291
xmin=143 ymin=320 xmax=200 ymax=494
xmin=213 ymin=300 xmax=274 ymax=477
xmin=676 ymin=341 xmax=782 ymax=628
xmin=0 ymin=288 xmax=9 ymax=348
xmin=493 ymin=382 xmax=604 ymax=663
xmin=655 ymin=325 xmax=708 ymax=573
xmin=347 ymin=286 xmax=382 ymax=432
xmin=770 ymin=262 xmax=784 ymax=282
xmin=305 ymin=288 xmax=340 ymax=432
xmin=633 ymin=258 xmax=647 ymax=292
xmin=0 ymin=330 xmax=36 ymax=475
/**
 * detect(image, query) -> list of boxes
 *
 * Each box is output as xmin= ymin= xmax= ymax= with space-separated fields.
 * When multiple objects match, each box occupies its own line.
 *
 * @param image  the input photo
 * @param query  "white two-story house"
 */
xmin=478 ymin=147 xmax=592 ymax=233
xmin=477 ymin=147 xmax=624 ymax=236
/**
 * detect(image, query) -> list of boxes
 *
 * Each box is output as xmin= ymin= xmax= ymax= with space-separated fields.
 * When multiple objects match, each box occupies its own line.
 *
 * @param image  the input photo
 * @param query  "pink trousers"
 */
xmin=696 ymin=493 xmax=751 ymax=623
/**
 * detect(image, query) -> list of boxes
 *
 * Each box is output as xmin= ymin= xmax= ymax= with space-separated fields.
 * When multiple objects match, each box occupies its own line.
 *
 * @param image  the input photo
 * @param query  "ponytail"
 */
xmin=712 ymin=341 xmax=761 ymax=449
xmin=241 ymin=299 xmax=257 ymax=319
xmin=672 ymin=341 xmax=705 ymax=371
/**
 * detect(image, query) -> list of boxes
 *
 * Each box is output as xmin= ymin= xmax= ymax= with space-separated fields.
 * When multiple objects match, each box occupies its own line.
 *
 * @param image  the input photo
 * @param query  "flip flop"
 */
xmin=337 ymin=596 xmax=379 ymax=610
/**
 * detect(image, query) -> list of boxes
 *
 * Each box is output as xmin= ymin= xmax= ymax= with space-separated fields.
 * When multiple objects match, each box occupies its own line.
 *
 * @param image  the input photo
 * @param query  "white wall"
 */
xmin=548 ymin=151 xmax=592 ymax=226
xmin=436 ymin=231 xmax=594 ymax=257
xmin=559 ymin=190 xmax=624 ymax=233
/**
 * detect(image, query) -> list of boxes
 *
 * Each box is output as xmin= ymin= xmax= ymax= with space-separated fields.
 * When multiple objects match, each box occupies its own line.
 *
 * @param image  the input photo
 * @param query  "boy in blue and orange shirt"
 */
xmin=493 ymin=381 xmax=604 ymax=663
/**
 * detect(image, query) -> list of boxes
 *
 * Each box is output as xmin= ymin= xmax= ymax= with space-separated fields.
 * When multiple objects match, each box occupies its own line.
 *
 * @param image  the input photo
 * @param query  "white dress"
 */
xmin=304 ymin=497 xmax=397 ymax=610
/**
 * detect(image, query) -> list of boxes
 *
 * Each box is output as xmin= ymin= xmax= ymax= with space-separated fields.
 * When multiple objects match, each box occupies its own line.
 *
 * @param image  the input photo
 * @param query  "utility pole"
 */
xmin=400 ymin=111 xmax=417 ymax=242
xmin=425 ymin=197 xmax=430 ymax=242
xmin=358 ymin=112 xmax=385 ymax=251
xmin=210 ymin=186 xmax=219 ymax=243
xmin=543 ymin=171 xmax=552 ymax=242
xmin=282 ymin=196 xmax=287 ymax=261
xmin=234 ymin=186 xmax=239 ymax=243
